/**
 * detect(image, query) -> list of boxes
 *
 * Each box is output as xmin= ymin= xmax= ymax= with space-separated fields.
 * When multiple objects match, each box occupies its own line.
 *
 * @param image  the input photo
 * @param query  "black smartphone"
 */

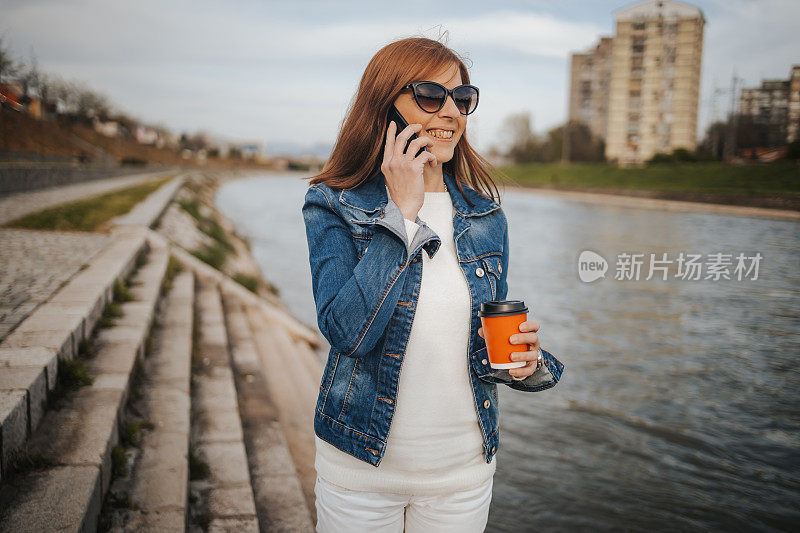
xmin=388 ymin=105 xmax=428 ymax=158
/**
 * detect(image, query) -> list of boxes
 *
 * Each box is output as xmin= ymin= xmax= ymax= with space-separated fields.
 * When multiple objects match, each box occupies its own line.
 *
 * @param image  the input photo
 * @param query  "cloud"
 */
xmin=3 ymin=0 xmax=603 ymax=147
xmin=3 ymin=0 xmax=800 ymax=151
xmin=5 ymin=1 xmax=602 ymax=63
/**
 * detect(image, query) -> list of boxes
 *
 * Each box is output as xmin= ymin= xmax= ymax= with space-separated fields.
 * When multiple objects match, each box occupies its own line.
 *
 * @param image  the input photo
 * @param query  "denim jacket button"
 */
xmin=491 ymin=446 xmax=496 ymax=455
xmin=481 ymin=358 xmax=488 ymax=365
xmin=483 ymin=399 xmax=490 ymax=409
xmin=498 ymin=262 xmax=502 ymax=273
xmin=476 ymin=267 xmax=484 ymax=277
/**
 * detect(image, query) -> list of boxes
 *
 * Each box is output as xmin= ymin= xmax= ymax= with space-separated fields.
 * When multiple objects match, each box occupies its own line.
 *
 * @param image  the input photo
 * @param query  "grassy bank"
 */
xmin=496 ymin=162 xmax=800 ymax=210
xmin=2 ymin=175 xmax=175 ymax=232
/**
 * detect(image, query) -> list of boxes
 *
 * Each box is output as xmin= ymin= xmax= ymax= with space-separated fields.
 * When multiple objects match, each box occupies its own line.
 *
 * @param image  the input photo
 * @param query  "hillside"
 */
xmin=0 ymin=108 xmax=273 ymax=170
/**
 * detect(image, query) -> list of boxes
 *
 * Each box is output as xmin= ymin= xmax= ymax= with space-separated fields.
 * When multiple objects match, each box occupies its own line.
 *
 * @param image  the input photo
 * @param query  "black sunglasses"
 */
xmin=403 ymin=81 xmax=480 ymax=116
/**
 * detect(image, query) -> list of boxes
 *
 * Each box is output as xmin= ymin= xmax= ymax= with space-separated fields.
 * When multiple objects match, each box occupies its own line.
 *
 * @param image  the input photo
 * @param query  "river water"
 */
xmin=216 ymin=171 xmax=800 ymax=532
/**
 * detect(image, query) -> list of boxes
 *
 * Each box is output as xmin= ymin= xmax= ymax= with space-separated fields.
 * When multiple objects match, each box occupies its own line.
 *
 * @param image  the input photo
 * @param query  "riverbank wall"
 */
xmin=509 ymin=182 xmax=800 ymax=221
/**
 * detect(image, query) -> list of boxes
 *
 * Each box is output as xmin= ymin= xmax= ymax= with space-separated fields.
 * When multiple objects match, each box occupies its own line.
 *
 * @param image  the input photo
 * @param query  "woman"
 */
xmin=302 ymin=37 xmax=564 ymax=532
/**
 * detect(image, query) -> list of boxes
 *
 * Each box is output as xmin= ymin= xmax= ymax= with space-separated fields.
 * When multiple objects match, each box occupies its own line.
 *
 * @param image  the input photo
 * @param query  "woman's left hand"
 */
xmin=477 ymin=319 xmax=543 ymax=380
xmin=508 ymin=319 xmax=542 ymax=379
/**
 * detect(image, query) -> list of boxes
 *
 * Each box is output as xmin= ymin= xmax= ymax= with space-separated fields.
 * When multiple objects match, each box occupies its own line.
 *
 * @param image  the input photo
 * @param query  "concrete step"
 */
xmin=0 ymin=233 xmax=170 ymax=532
xmin=100 ymin=268 xmax=195 ymax=531
xmin=188 ymin=274 xmax=258 ymax=531
xmin=112 ymin=173 xmax=185 ymax=228
xmin=220 ymin=285 xmax=315 ymax=532
xmin=168 ymin=243 xmax=320 ymax=348
xmin=244 ymin=303 xmax=321 ymax=518
xmin=0 ymin=225 xmax=149 ymax=481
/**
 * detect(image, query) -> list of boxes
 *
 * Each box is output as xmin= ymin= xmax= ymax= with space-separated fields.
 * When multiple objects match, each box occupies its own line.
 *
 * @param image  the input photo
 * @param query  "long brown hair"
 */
xmin=306 ymin=36 xmax=504 ymax=206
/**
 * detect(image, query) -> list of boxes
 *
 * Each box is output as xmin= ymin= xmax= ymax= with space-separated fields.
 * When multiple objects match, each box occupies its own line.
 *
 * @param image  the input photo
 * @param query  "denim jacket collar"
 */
xmin=339 ymin=170 xmax=500 ymax=218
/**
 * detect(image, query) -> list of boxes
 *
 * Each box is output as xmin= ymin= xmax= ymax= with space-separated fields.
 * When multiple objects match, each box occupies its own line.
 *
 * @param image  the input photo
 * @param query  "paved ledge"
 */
xmin=112 ymin=173 xmax=185 ymax=228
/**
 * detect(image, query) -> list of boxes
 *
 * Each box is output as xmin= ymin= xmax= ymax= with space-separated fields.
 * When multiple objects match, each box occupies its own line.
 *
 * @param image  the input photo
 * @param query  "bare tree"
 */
xmin=73 ymin=82 xmax=110 ymax=120
xmin=502 ymin=112 xmax=545 ymax=163
xmin=0 ymin=37 xmax=20 ymax=85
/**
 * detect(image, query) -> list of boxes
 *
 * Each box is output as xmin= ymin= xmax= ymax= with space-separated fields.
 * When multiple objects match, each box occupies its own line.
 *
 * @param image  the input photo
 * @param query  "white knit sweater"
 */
xmin=314 ymin=190 xmax=496 ymax=496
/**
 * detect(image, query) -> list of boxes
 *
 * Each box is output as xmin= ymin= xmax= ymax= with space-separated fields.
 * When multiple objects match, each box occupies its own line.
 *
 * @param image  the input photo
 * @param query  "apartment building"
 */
xmin=568 ymin=36 xmax=614 ymax=142
xmin=568 ymin=0 xmax=705 ymax=165
xmin=739 ymin=65 xmax=800 ymax=145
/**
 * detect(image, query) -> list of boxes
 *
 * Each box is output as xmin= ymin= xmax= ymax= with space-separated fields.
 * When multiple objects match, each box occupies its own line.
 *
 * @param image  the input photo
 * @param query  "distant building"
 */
xmin=739 ymin=65 xmax=800 ymax=145
xmin=136 ymin=125 xmax=159 ymax=145
xmin=568 ymin=0 xmax=705 ymax=165
xmin=239 ymin=144 xmax=261 ymax=159
xmin=93 ymin=118 xmax=119 ymax=138
xmin=227 ymin=141 xmax=265 ymax=161
xmin=792 ymin=66 xmax=800 ymax=143
xmin=569 ymin=37 xmax=614 ymax=142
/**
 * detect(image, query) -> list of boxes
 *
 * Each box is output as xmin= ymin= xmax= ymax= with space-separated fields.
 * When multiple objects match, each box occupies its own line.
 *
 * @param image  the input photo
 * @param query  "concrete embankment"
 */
xmin=0 ymin=170 xmax=322 ymax=531
xmin=511 ymin=183 xmax=800 ymax=221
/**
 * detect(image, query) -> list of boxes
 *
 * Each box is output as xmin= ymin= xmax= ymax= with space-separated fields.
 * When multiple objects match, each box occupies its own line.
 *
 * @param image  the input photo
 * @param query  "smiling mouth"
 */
xmin=425 ymin=128 xmax=454 ymax=141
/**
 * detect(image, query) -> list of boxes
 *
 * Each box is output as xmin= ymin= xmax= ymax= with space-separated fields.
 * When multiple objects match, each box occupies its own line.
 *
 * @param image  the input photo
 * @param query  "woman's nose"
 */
xmin=438 ymin=94 xmax=460 ymax=118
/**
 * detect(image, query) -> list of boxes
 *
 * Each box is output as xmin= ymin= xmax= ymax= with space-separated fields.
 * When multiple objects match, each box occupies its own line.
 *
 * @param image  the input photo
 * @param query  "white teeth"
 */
xmin=426 ymin=129 xmax=453 ymax=139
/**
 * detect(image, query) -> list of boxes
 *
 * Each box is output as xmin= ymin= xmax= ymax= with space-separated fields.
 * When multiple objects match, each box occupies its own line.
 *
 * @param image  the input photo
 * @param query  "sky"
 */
xmin=2 ymin=0 xmax=799 ymax=155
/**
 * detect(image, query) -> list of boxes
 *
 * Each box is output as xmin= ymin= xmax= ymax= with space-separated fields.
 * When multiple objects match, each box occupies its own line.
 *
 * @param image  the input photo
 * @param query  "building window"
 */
xmin=581 ymin=81 xmax=592 ymax=99
xmin=633 ymin=22 xmax=646 ymax=31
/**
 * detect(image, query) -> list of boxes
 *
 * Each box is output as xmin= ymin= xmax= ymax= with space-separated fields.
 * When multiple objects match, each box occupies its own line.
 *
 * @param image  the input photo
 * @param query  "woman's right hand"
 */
xmin=381 ymin=121 xmax=437 ymax=221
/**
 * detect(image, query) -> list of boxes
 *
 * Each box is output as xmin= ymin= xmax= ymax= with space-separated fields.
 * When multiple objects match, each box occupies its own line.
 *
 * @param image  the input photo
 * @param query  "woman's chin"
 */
xmin=431 ymin=147 xmax=455 ymax=164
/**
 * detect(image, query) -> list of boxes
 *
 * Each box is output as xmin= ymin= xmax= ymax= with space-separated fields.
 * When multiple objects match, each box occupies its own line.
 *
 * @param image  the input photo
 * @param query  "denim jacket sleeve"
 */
xmin=489 ymin=212 xmax=566 ymax=392
xmin=302 ymin=184 xmax=437 ymax=359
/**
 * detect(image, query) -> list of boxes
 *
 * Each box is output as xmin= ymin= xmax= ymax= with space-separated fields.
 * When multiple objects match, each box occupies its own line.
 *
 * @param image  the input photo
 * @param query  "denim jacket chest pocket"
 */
xmin=479 ymin=253 xmax=503 ymax=301
xmin=352 ymin=230 xmax=374 ymax=259
xmin=343 ymin=209 xmax=378 ymax=259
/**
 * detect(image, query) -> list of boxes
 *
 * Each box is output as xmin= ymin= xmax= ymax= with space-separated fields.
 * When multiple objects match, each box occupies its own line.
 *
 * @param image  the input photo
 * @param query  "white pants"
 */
xmin=314 ymin=475 xmax=493 ymax=532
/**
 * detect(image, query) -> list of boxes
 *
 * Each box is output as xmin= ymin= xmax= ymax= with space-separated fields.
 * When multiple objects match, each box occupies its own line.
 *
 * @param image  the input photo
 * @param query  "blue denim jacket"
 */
xmin=302 ymin=170 xmax=564 ymax=467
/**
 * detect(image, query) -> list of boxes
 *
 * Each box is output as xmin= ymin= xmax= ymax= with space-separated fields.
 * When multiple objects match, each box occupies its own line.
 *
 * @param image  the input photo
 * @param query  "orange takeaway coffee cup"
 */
xmin=478 ymin=300 xmax=529 ymax=369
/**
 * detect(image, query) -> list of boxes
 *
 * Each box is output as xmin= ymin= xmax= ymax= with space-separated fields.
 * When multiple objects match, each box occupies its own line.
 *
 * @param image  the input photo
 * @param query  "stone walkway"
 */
xmin=0 ymin=228 xmax=109 ymax=341
xmin=0 ymin=171 xmax=172 ymax=225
